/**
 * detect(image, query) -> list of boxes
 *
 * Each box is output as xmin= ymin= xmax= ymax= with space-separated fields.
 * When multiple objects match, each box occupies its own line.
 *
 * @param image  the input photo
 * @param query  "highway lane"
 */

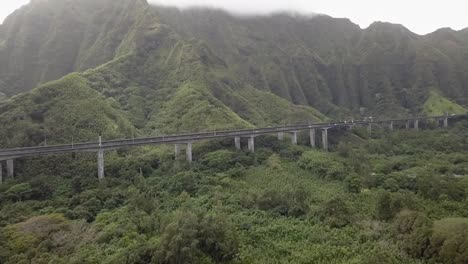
xmin=0 ymin=114 xmax=465 ymax=160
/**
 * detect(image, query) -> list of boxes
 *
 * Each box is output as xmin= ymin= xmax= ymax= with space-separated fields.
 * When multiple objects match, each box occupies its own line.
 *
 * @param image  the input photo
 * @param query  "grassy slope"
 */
xmin=0 ymin=74 xmax=134 ymax=147
xmin=423 ymin=90 xmax=467 ymax=116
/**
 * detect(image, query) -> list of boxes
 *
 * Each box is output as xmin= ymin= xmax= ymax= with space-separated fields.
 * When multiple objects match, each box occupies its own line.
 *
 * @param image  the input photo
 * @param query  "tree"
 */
xmin=5 ymin=183 xmax=33 ymax=202
xmin=319 ymin=197 xmax=352 ymax=228
xmin=376 ymin=191 xmax=398 ymax=221
xmin=155 ymin=209 xmax=239 ymax=264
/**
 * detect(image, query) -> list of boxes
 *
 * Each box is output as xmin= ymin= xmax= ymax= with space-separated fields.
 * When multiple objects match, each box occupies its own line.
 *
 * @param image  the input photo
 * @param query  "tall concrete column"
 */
xmin=175 ymin=144 xmax=182 ymax=159
xmin=322 ymin=129 xmax=329 ymax=152
xmin=389 ymin=122 xmax=394 ymax=131
xmin=7 ymin=159 xmax=14 ymax=178
xmin=186 ymin=142 xmax=193 ymax=163
xmin=277 ymin=132 xmax=284 ymax=141
xmin=248 ymin=136 xmax=255 ymax=153
xmin=414 ymin=120 xmax=419 ymax=130
xmin=406 ymin=120 xmax=410 ymax=129
xmin=0 ymin=162 xmax=2 ymax=184
xmin=444 ymin=117 xmax=448 ymax=128
xmin=234 ymin=137 xmax=241 ymax=150
xmin=367 ymin=123 xmax=372 ymax=134
xmin=309 ymin=129 xmax=316 ymax=148
xmin=291 ymin=131 xmax=298 ymax=145
xmin=97 ymin=150 xmax=105 ymax=180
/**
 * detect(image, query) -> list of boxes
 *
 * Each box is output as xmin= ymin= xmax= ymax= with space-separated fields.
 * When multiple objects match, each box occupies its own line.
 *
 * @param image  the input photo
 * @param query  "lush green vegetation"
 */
xmin=2 ymin=0 xmax=468 ymax=119
xmin=423 ymin=90 xmax=467 ymax=116
xmin=1 ymin=122 xmax=467 ymax=263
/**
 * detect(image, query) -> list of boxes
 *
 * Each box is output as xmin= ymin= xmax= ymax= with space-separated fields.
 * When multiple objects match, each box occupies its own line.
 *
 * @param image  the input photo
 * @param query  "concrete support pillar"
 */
xmin=97 ymin=150 xmax=105 ymax=180
xmin=309 ymin=129 xmax=316 ymax=148
xmin=186 ymin=142 xmax=193 ymax=163
xmin=444 ymin=117 xmax=448 ymax=128
xmin=234 ymin=137 xmax=241 ymax=150
xmin=406 ymin=120 xmax=410 ymax=129
xmin=414 ymin=120 xmax=419 ymax=130
xmin=7 ymin=159 xmax=14 ymax=178
xmin=0 ymin=162 xmax=2 ymax=184
xmin=175 ymin=144 xmax=182 ymax=159
xmin=291 ymin=131 xmax=298 ymax=145
xmin=322 ymin=129 xmax=329 ymax=152
xmin=367 ymin=123 xmax=372 ymax=134
xmin=389 ymin=122 xmax=394 ymax=131
xmin=248 ymin=136 xmax=255 ymax=153
xmin=277 ymin=132 xmax=284 ymax=141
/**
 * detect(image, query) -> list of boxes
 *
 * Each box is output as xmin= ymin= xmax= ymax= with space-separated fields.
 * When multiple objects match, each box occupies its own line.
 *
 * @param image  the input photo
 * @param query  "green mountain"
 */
xmin=0 ymin=0 xmax=467 ymax=144
xmin=0 ymin=0 xmax=329 ymax=146
xmin=154 ymin=7 xmax=468 ymax=116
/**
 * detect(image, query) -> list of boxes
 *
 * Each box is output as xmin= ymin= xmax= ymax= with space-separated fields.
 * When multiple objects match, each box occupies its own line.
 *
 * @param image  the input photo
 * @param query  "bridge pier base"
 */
xmin=322 ymin=129 xmax=329 ymax=152
xmin=186 ymin=142 xmax=193 ymax=163
xmin=389 ymin=122 xmax=394 ymax=131
xmin=175 ymin=144 xmax=182 ymax=159
xmin=291 ymin=131 xmax=298 ymax=145
xmin=414 ymin=120 xmax=419 ymax=130
xmin=277 ymin=132 xmax=284 ymax=141
xmin=444 ymin=117 xmax=448 ymax=128
xmin=367 ymin=123 xmax=372 ymax=134
xmin=310 ymin=129 xmax=316 ymax=148
xmin=248 ymin=136 xmax=255 ymax=153
xmin=7 ymin=159 xmax=14 ymax=178
xmin=98 ymin=150 xmax=105 ymax=180
xmin=234 ymin=137 xmax=241 ymax=150
xmin=406 ymin=120 xmax=410 ymax=129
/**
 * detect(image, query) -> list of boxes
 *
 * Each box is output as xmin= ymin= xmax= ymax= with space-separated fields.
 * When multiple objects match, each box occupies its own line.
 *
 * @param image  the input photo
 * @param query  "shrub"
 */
xmin=164 ymin=171 xmax=200 ymax=195
xmin=254 ymin=188 xmax=308 ymax=217
xmin=344 ymin=174 xmax=362 ymax=193
xmin=202 ymin=150 xmax=235 ymax=171
xmin=318 ymin=197 xmax=353 ymax=228
xmin=156 ymin=209 xmax=239 ymax=264
xmin=393 ymin=210 xmax=433 ymax=258
xmin=375 ymin=191 xmax=404 ymax=221
xmin=5 ymin=183 xmax=33 ymax=202
xmin=426 ymin=218 xmax=468 ymax=264
xmin=299 ymin=151 xmax=347 ymax=180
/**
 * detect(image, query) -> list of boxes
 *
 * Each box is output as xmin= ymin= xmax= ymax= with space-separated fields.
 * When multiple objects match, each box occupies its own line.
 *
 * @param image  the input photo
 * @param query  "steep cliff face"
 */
xmin=0 ymin=0 xmax=467 ymax=147
xmin=0 ymin=0 xmax=326 ymax=147
xmin=154 ymin=7 xmax=468 ymax=117
xmin=0 ymin=0 xmax=149 ymax=95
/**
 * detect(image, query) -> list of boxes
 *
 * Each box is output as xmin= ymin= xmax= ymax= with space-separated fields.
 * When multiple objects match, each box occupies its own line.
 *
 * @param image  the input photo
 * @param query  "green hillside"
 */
xmin=0 ymin=74 xmax=134 ymax=147
xmin=153 ymin=7 xmax=468 ymax=116
xmin=423 ymin=90 xmax=466 ymax=116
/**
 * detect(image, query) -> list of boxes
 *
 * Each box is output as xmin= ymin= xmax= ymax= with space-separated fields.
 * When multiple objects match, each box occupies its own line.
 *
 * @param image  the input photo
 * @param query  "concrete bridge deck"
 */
xmin=0 ymin=114 xmax=465 ymax=182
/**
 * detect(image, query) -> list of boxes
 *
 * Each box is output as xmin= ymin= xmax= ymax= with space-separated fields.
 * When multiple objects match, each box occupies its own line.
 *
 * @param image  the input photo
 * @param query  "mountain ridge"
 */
xmin=0 ymin=0 xmax=467 ymax=147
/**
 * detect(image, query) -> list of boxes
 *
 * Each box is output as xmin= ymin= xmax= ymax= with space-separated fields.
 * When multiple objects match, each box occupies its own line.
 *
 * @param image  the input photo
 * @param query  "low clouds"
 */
xmin=149 ymin=0 xmax=468 ymax=35
xmin=1 ymin=0 xmax=467 ymax=34
xmin=0 ymin=0 xmax=29 ymax=24
xmin=150 ymin=0 xmax=309 ymax=15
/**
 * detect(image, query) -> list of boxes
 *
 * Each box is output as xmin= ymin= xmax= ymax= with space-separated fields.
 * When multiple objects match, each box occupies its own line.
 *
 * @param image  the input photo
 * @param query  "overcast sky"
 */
xmin=1 ymin=0 xmax=467 ymax=35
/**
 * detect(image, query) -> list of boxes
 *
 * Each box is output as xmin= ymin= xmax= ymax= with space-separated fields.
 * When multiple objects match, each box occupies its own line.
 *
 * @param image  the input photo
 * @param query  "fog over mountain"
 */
xmin=148 ymin=0 xmax=468 ymax=34
xmin=1 ymin=0 xmax=468 ymax=34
